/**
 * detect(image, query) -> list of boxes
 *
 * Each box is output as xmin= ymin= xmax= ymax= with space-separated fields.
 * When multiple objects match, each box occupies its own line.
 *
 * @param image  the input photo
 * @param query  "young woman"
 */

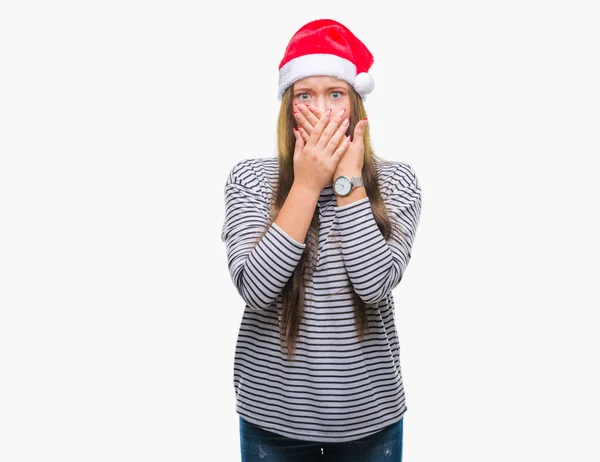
xmin=221 ymin=18 xmax=422 ymax=461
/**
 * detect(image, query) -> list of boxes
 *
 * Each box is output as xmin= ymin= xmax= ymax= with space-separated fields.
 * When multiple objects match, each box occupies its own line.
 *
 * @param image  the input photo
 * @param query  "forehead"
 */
xmin=293 ymin=76 xmax=349 ymax=90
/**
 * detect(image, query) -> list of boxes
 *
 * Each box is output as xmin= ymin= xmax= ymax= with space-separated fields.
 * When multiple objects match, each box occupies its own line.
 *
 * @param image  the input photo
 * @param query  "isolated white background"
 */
xmin=1 ymin=1 xmax=599 ymax=461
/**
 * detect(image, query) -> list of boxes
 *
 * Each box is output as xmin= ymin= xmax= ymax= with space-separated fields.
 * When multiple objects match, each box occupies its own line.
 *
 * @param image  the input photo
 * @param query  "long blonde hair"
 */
xmin=259 ymin=83 xmax=396 ymax=360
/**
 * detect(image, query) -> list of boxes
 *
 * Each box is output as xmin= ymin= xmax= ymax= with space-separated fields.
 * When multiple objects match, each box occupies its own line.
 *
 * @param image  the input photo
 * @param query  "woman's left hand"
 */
xmin=294 ymin=103 xmax=366 ymax=177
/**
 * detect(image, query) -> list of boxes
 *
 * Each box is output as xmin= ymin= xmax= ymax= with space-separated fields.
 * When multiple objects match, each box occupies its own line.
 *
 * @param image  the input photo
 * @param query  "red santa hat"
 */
xmin=278 ymin=19 xmax=375 ymax=101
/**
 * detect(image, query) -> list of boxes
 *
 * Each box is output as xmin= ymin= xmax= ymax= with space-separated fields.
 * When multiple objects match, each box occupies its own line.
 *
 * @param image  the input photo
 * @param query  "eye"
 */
xmin=297 ymin=93 xmax=309 ymax=100
xmin=331 ymin=91 xmax=343 ymax=99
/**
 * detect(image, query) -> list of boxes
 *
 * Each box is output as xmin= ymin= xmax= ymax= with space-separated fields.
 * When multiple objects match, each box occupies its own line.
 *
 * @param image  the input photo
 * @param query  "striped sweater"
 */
xmin=220 ymin=157 xmax=422 ymax=443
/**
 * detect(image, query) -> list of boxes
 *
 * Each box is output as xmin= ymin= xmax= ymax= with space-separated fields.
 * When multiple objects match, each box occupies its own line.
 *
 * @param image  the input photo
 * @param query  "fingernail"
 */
xmin=294 ymin=111 xmax=301 ymax=118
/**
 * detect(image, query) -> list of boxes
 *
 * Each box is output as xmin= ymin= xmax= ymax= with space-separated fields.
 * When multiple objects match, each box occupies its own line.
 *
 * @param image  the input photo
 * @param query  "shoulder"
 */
xmin=224 ymin=158 xmax=278 ymax=207
xmin=375 ymin=160 xmax=420 ymax=196
xmin=225 ymin=157 xmax=278 ymax=189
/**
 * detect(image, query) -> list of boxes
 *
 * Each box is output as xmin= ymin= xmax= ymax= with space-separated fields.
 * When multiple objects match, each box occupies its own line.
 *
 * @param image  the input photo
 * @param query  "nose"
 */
xmin=316 ymin=104 xmax=331 ymax=117
xmin=313 ymin=98 xmax=328 ymax=115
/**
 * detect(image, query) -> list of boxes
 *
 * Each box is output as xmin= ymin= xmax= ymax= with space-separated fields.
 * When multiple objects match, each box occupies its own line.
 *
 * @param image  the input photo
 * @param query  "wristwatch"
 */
xmin=333 ymin=175 xmax=364 ymax=197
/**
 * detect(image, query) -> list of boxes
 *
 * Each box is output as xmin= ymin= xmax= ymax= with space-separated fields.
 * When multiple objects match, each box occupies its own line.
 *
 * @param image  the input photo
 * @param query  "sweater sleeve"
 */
xmin=220 ymin=162 xmax=306 ymax=310
xmin=333 ymin=162 xmax=422 ymax=304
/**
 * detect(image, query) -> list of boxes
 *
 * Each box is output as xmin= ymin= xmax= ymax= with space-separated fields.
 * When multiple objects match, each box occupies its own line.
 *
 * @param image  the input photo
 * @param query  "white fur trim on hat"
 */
xmin=279 ymin=53 xmax=373 ymax=101
xmin=353 ymin=72 xmax=374 ymax=95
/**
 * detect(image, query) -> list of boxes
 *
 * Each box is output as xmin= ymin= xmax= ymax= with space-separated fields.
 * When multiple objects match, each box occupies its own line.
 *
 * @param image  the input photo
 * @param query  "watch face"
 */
xmin=334 ymin=176 xmax=352 ymax=195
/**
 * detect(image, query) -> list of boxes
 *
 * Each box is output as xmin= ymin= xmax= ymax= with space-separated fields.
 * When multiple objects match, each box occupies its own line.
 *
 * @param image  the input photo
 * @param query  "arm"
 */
xmin=220 ymin=161 xmax=319 ymax=310
xmin=333 ymin=162 xmax=422 ymax=304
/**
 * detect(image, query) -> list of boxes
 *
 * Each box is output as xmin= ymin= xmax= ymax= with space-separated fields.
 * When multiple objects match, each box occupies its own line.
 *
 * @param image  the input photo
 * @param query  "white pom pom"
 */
xmin=353 ymin=72 xmax=375 ymax=95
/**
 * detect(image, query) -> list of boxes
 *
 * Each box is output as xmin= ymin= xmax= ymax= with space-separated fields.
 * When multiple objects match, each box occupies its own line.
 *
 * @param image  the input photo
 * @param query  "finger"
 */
xmin=297 ymin=126 xmax=310 ymax=143
xmin=316 ymin=108 xmax=347 ymax=151
xmin=306 ymin=104 xmax=324 ymax=120
xmin=351 ymin=117 xmax=368 ymax=144
xmin=292 ymin=127 xmax=304 ymax=158
xmin=306 ymin=108 xmax=333 ymax=148
xmin=331 ymin=135 xmax=352 ymax=165
xmin=324 ymin=116 xmax=350 ymax=156
xmin=296 ymin=103 xmax=320 ymax=128
xmin=293 ymin=107 xmax=313 ymax=135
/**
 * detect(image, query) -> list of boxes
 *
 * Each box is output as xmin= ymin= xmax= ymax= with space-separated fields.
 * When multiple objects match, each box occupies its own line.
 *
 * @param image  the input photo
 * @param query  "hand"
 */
xmin=292 ymin=107 xmax=352 ymax=194
xmin=293 ymin=103 xmax=327 ymax=137
xmin=294 ymin=103 xmax=366 ymax=178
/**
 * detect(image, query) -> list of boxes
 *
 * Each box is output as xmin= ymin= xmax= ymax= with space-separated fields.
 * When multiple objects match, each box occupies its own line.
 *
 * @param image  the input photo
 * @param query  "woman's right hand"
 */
xmin=292 ymin=107 xmax=351 ymax=194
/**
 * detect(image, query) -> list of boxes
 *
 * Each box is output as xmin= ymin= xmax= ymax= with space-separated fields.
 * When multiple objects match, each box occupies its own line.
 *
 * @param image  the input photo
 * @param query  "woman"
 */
xmin=221 ymin=18 xmax=422 ymax=461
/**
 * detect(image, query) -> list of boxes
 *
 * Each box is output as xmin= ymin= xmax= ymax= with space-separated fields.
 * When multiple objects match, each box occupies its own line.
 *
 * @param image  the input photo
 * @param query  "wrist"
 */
xmin=291 ymin=181 xmax=322 ymax=200
xmin=335 ymin=185 xmax=367 ymax=206
xmin=333 ymin=169 xmax=362 ymax=179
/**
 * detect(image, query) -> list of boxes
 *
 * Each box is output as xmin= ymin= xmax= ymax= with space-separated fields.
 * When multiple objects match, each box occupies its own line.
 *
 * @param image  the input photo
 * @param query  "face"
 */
xmin=291 ymin=76 xmax=351 ymax=116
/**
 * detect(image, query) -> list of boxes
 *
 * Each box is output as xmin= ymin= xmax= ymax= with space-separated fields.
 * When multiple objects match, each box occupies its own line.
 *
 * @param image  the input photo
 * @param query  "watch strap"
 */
xmin=351 ymin=177 xmax=364 ymax=187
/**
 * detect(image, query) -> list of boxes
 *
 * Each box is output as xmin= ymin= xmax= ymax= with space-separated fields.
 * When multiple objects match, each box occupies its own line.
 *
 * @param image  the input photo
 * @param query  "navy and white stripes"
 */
xmin=221 ymin=174 xmax=307 ymax=310
xmin=221 ymin=157 xmax=421 ymax=443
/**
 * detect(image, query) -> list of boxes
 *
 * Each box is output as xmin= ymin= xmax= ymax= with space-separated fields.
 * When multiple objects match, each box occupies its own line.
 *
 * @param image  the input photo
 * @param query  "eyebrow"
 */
xmin=294 ymin=86 xmax=347 ymax=92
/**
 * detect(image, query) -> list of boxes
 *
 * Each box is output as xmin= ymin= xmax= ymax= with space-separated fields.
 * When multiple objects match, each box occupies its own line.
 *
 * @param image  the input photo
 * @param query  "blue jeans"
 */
xmin=239 ymin=415 xmax=403 ymax=461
